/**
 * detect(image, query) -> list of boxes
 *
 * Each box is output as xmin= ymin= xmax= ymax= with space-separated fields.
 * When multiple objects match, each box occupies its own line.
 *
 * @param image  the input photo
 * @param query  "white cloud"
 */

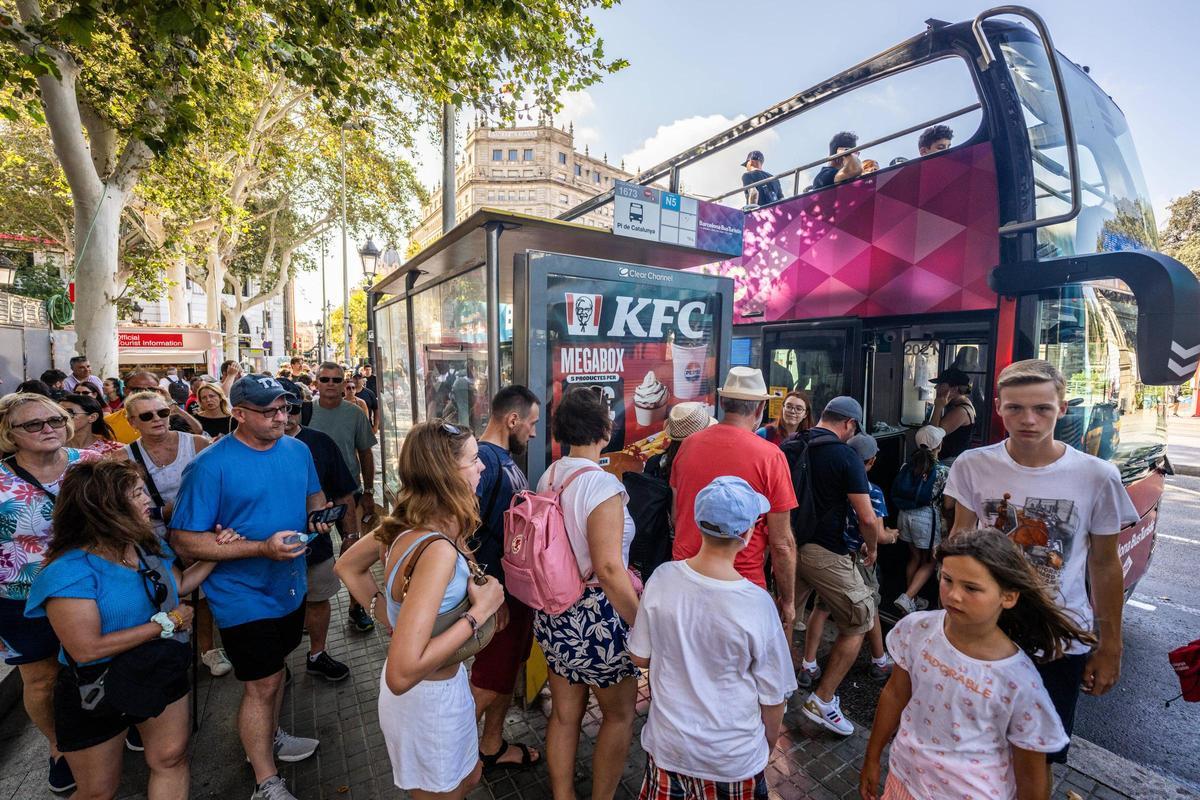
xmin=621 ymin=115 xmax=780 ymax=202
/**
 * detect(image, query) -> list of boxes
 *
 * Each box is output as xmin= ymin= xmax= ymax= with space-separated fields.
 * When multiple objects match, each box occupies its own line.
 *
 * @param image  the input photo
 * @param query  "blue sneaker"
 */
xmin=48 ymin=756 xmax=75 ymax=793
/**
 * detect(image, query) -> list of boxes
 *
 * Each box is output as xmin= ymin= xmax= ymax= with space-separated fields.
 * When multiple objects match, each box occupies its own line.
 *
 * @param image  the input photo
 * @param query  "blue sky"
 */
xmin=297 ymin=1 xmax=1197 ymax=318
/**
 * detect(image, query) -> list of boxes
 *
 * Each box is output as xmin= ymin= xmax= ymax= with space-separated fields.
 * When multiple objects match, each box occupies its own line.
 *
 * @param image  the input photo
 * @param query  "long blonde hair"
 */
xmin=196 ymin=382 xmax=232 ymax=415
xmin=375 ymin=421 xmax=479 ymax=549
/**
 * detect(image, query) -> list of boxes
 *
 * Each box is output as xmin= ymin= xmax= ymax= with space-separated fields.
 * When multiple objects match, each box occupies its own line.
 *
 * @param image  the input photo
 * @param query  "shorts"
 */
xmin=1036 ymin=652 xmax=1089 ymax=763
xmin=470 ymin=594 xmax=535 ymax=694
xmin=534 ymin=587 xmax=639 ymax=688
xmin=306 ymin=557 xmax=340 ymax=603
xmin=638 ymin=754 xmax=767 ymax=800
xmin=379 ymin=665 xmax=477 ymax=792
xmin=53 ymin=661 xmax=188 ymax=752
xmin=881 ymin=773 xmax=919 ymax=800
xmin=0 ymin=597 xmax=60 ymax=665
xmin=897 ymin=507 xmax=941 ymax=551
xmin=794 ymin=544 xmax=875 ymax=636
xmin=219 ymin=599 xmax=306 ymax=682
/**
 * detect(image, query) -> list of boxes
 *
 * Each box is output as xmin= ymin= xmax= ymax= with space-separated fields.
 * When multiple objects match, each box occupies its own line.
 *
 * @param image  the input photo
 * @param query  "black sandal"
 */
xmin=480 ymin=740 xmax=541 ymax=774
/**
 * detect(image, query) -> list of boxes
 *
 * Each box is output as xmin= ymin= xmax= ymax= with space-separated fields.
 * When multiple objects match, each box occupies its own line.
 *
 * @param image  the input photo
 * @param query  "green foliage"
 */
xmin=1162 ymin=190 xmax=1200 ymax=278
xmin=328 ymin=289 xmax=367 ymax=362
xmin=11 ymin=260 xmax=66 ymax=300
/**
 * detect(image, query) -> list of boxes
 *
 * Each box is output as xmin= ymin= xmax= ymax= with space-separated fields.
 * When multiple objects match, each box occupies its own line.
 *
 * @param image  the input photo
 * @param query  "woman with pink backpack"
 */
xmin=533 ymin=386 xmax=641 ymax=800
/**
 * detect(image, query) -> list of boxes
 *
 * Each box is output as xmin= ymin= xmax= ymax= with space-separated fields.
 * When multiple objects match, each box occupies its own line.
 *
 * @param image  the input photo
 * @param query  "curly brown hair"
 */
xmin=937 ymin=527 xmax=1097 ymax=661
xmin=374 ymin=420 xmax=480 ymax=551
xmin=45 ymin=460 xmax=160 ymax=562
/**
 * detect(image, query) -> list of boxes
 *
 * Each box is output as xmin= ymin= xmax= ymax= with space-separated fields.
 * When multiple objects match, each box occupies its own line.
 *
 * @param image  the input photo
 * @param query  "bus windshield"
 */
xmin=995 ymin=27 xmax=1158 ymax=257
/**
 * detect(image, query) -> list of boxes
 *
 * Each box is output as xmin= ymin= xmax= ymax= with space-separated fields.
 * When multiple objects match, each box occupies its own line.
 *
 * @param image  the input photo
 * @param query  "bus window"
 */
xmin=763 ymin=326 xmax=856 ymax=418
xmin=1033 ymin=283 xmax=1165 ymax=480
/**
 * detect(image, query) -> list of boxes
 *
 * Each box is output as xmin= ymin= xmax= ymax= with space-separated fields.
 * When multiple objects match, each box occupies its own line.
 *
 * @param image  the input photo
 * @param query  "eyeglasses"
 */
xmin=783 ymin=404 xmax=806 ymax=412
xmin=318 ymin=376 xmax=344 ymax=384
xmin=136 ymin=408 xmax=172 ymax=422
xmin=239 ymin=405 xmax=289 ymax=418
xmin=12 ymin=417 xmax=69 ymax=433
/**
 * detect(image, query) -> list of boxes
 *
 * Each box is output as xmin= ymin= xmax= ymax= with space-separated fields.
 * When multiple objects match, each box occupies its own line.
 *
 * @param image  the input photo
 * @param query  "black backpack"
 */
xmin=166 ymin=377 xmax=189 ymax=407
xmin=780 ymin=431 xmax=842 ymax=545
xmin=623 ymin=470 xmax=674 ymax=580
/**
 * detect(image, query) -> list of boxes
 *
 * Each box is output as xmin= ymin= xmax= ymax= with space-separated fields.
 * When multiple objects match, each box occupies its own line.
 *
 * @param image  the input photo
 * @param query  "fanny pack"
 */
xmin=71 ymin=547 xmax=190 ymax=718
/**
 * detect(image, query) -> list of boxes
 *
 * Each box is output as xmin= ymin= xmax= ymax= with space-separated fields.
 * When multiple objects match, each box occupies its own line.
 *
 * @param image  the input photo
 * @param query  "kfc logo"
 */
xmin=565 ymin=293 xmax=602 ymax=336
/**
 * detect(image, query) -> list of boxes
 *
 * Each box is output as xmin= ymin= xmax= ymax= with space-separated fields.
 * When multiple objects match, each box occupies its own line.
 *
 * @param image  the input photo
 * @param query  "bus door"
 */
xmin=761 ymin=319 xmax=863 ymax=422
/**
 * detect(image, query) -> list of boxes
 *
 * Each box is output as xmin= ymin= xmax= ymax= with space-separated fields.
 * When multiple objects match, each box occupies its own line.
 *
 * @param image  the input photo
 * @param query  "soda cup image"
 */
xmin=671 ymin=339 xmax=708 ymax=400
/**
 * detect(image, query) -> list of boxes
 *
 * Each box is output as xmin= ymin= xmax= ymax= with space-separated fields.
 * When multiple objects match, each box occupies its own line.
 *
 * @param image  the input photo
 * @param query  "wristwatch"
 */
xmin=151 ymin=611 xmax=176 ymax=639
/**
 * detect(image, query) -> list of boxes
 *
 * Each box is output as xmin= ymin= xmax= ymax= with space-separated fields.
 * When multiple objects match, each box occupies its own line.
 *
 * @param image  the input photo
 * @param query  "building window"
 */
xmin=508 ymin=149 xmax=517 ymax=161
xmin=574 ymin=164 xmax=582 ymax=176
xmin=492 ymin=149 xmax=502 ymax=161
xmin=558 ymin=152 xmax=567 ymax=165
xmin=560 ymin=193 xmax=569 ymax=205
xmin=487 ymin=190 xmax=495 ymax=202
xmin=523 ymin=148 xmax=534 ymax=161
xmin=593 ymin=172 xmax=601 ymax=184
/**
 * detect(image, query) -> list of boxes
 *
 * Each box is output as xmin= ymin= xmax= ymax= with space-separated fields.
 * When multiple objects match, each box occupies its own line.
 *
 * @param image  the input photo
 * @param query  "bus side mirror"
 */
xmin=989 ymin=250 xmax=1200 ymax=385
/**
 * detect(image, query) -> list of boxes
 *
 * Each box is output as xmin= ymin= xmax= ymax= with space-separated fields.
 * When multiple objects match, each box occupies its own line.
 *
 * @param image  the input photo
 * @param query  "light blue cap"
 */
xmin=694 ymin=476 xmax=771 ymax=539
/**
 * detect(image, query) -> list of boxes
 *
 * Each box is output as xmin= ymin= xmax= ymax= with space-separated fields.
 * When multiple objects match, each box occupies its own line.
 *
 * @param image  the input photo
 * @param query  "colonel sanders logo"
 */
xmin=565 ymin=293 xmax=602 ymax=336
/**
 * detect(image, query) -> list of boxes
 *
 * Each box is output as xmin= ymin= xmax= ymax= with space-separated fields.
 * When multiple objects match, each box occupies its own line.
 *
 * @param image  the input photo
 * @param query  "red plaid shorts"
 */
xmin=638 ymin=755 xmax=767 ymax=800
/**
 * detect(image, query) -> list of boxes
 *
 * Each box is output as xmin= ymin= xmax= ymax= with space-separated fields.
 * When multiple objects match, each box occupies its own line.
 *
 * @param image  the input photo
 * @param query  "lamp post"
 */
xmin=358 ymin=238 xmax=381 ymax=371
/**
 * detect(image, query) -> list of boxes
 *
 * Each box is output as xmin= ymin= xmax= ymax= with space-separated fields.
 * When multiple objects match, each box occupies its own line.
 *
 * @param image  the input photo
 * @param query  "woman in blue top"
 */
xmin=25 ymin=460 xmax=227 ymax=800
xmin=369 ymin=420 xmax=504 ymax=799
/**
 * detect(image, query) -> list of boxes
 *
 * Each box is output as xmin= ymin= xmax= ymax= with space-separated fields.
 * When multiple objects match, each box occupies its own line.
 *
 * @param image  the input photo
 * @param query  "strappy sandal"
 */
xmin=480 ymin=740 xmax=541 ymax=774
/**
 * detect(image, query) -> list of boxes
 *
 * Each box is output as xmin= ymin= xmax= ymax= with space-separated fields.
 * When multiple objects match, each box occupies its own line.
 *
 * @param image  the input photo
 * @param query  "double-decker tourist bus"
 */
xmin=556 ymin=6 xmax=1200 ymax=603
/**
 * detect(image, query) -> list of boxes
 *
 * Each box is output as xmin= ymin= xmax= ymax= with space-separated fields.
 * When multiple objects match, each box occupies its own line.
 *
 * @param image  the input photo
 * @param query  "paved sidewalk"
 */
xmin=1 ymin=584 xmax=1192 ymax=800
xmin=1168 ymin=411 xmax=1200 ymax=476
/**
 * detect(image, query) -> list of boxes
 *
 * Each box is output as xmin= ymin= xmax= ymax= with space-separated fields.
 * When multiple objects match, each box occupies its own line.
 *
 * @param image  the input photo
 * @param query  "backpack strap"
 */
xmin=129 ymin=440 xmax=166 ymax=510
xmin=552 ymin=463 xmax=602 ymax=497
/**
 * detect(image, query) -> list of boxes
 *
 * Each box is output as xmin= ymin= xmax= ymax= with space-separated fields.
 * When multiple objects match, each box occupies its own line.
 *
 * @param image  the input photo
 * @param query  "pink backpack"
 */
xmin=501 ymin=464 xmax=599 ymax=615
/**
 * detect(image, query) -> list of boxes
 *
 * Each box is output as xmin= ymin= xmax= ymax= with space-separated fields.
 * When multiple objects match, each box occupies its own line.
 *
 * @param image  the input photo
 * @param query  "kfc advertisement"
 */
xmin=546 ymin=273 xmax=724 ymax=471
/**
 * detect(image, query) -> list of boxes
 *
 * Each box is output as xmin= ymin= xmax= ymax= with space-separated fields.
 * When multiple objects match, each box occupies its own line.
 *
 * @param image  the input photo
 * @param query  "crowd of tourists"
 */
xmin=0 ymin=353 xmax=1132 ymax=800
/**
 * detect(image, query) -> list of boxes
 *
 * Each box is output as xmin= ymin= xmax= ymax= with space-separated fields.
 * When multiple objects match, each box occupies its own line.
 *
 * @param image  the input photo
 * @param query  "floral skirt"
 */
xmin=533 ymin=587 xmax=639 ymax=688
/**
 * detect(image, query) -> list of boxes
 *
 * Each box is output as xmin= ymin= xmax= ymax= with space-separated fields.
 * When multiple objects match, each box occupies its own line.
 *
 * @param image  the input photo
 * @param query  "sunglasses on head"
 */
xmin=137 ymin=408 xmax=172 ymax=422
xmin=13 ymin=416 xmax=68 ymax=433
xmin=318 ymin=376 xmax=344 ymax=384
xmin=438 ymin=421 xmax=463 ymax=436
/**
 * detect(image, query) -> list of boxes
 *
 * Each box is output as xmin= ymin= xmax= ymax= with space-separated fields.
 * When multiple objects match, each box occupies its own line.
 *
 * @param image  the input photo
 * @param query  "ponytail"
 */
xmin=911 ymin=445 xmax=937 ymax=480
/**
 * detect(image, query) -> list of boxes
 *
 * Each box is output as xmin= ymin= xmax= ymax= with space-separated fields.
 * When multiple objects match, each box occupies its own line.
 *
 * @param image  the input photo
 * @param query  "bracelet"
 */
xmin=460 ymin=611 xmax=480 ymax=645
xmin=150 ymin=611 xmax=175 ymax=639
xmin=368 ymin=590 xmax=383 ymax=624
xmin=167 ymin=609 xmax=184 ymax=629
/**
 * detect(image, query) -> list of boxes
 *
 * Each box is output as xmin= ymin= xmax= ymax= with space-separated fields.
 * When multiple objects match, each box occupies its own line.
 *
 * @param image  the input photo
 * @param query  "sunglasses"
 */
xmin=438 ymin=421 xmax=463 ymax=436
xmin=318 ymin=376 xmax=344 ymax=384
xmin=239 ymin=405 xmax=289 ymax=418
xmin=138 ymin=565 xmax=169 ymax=607
xmin=287 ymin=404 xmax=303 ymax=415
xmin=136 ymin=408 xmax=172 ymax=422
xmin=13 ymin=416 xmax=68 ymax=433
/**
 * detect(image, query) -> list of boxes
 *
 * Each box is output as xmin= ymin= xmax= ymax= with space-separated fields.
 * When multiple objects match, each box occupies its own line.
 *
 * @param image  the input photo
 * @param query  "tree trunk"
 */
xmin=71 ymin=189 xmax=124 ymax=375
xmin=222 ymin=304 xmax=241 ymax=361
xmin=167 ymin=251 xmax=188 ymax=324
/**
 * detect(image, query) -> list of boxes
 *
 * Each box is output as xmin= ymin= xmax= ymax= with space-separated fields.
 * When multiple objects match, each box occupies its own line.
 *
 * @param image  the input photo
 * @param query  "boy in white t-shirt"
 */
xmin=628 ymin=476 xmax=797 ymax=800
xmin=944 ymin=358 xmax=1138 ymax=775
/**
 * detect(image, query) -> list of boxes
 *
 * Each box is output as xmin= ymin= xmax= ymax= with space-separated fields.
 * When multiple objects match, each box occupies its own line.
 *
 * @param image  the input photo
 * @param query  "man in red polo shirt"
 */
xmin=670 ymin=366 xmax=798 ymax=632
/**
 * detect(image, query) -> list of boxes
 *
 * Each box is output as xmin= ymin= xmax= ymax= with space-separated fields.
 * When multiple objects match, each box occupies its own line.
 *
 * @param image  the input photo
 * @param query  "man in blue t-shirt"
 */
xmin=172 ymin=375 xmax=330 ymax=800
xmin=467 ymin=385 xmax=544 ymax=773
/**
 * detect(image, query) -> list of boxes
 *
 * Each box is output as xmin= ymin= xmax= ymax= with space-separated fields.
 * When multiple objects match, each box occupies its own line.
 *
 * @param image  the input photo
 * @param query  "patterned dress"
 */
xmin=0 ymin=448 xmax=97 ymax=601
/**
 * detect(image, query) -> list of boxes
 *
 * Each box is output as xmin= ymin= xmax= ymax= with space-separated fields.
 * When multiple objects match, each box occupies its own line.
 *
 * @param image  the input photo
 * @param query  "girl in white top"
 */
xmin=534 ymin=386 xmax=641 ymax=800
xmin=861 ymin=527 xmax=1092 ymax=800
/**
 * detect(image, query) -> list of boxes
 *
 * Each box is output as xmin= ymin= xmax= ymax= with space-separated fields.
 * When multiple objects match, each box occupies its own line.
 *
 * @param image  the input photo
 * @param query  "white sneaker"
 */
xmin=801 ymin=692 xmax=854 ymax=736
xmin=250 ymin=775 xmax=298 ymax=800
xmin=273 ymin=728 xmax=318 ymax=763
xmin=894 ymin=593 xmax=916 ymax=616
xmin=913 ymin=597 xmax=930 ymax=611
xmin=202 ymin=648 xmax=233 ymax=677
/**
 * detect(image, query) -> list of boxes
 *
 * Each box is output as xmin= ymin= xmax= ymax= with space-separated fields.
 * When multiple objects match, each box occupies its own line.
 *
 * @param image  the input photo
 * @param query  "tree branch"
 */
xmin=77 ymin=102 xmax=118 ymax=180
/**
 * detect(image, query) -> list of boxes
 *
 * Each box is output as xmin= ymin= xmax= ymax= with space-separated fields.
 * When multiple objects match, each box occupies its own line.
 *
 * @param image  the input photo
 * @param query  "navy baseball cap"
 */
xmin=695 ymin=476 xmax=770 ymax=539
xmin=229 ymin=375 xmax=297 ymax=407
xmin=823 ymin=396 xmax=864 ymax=429
xmin=742 ymin=150 xmax=765 ymax=166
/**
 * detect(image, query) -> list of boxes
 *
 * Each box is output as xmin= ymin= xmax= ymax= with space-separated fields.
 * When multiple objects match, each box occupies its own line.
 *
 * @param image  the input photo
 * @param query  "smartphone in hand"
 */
xmin=307 ymin=504 xmax=348 ymax=527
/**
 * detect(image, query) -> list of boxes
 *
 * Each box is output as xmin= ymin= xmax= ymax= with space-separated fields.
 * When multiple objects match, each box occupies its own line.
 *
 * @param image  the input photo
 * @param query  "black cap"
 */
xmin=742 ymin=150 xmax=765 ymax=167
xmin=931 ymin=367 xmax=972 ymax=388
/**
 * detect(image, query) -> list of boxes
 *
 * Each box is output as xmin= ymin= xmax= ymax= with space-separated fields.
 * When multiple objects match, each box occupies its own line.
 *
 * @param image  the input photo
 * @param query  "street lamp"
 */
xmin=358 ymin=238 xmax=381 ymax=282
xmin=130 ymin=302 xmax=145 ymax=323
xmin=0 ymin=255 xmax=17 ymax=288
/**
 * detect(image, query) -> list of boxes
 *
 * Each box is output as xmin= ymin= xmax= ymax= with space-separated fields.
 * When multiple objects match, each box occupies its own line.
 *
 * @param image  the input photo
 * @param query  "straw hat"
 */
xmin=665 ymin=402 xmax=716 ymax=441
xmin=717 ymin=366 xmax=770 ymax=401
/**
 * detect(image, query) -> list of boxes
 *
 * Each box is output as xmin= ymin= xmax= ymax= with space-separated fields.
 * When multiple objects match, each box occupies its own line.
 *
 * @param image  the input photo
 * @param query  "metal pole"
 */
xmin=340 ymin=126 xmax=351 ymax=364
xmin=484 ymin=221 xmax=502 ymax=403
xmin=320 ymin=238 xmax=327 ymax=363
xmin=442 ymin=102 xmax=456 ymax=233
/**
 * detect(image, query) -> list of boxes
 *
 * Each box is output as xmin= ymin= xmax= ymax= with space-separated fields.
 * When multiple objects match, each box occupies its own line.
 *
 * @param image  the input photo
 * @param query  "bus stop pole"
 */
xmin=485 ymin=221 xmax=503 ymax=403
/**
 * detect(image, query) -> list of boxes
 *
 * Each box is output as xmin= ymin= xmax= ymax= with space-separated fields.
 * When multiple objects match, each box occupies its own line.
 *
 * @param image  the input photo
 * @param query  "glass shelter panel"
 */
xmin=410 ymin=268 xmax=490 ymax=436
xmin=379 ymin=301 xmax=413 ymax=496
